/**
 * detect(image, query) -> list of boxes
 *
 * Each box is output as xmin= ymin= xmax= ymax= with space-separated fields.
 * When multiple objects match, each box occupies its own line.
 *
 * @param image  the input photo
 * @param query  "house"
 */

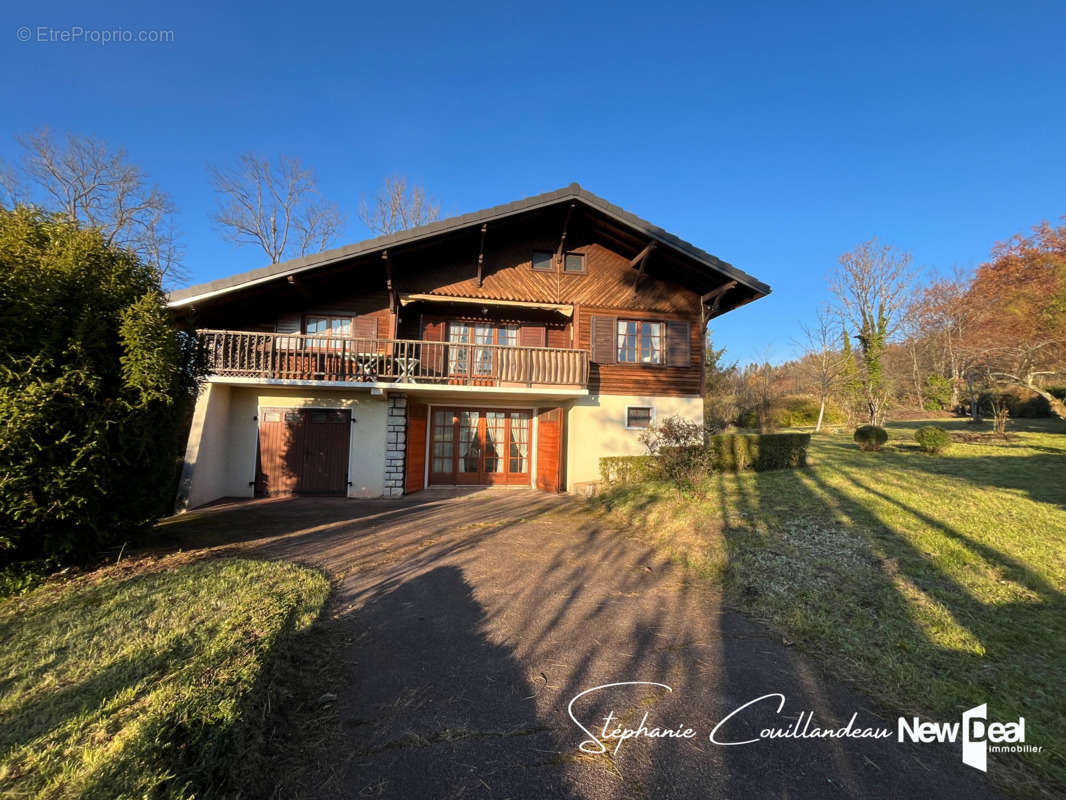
xmin=170 ymin=184 xmax=769 ymax=508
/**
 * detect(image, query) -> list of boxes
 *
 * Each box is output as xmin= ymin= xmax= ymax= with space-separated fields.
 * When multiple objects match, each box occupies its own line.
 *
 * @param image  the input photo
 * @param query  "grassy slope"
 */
xmin=594 ymin=418 xmax=1066 ymax=796
xmin=0 ymin=554 xmax=330 ymax=800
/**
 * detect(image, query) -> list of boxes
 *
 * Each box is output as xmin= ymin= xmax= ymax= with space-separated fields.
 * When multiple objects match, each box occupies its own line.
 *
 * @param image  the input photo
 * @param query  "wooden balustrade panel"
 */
xmin=197 ymin=330 xmax=588 ymax=388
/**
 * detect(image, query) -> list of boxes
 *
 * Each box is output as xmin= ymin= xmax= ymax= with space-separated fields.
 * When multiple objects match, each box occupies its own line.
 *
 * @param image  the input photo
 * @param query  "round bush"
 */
xmin=914 ymin=425 xmax=951 ymax=454
xmin=853 ymin=425 xmax=888 ymax=451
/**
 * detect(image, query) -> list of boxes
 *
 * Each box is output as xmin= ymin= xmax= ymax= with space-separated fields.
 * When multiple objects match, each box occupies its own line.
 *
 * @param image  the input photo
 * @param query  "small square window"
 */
xmin=563 ymin=252 xmax=585 ymax=273
xmin=532 ymin=250 xmax=554 ymax=271
xmin=626 ymin=406 xmax=654 ymax=429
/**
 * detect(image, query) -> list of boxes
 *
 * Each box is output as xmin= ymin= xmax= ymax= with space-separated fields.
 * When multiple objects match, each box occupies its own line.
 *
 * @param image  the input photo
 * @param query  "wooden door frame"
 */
xmin=426 ymin=404 xmax=534 ymax=487
xmin=256 ymin=405 xmax=351 ymax=497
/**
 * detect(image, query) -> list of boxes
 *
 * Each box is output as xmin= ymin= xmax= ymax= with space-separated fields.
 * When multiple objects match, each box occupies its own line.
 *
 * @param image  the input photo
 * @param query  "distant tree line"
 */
xmin=707 ymin=218 xmax=1066 ymax=432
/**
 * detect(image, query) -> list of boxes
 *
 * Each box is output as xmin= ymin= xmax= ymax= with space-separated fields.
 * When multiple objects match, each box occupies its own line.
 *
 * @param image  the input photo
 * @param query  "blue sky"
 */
xmin=3 ymin=1 xmax=1064 ymax=364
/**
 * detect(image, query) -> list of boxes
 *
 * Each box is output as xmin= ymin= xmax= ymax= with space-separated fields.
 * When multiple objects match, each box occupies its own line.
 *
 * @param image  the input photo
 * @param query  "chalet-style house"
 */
xmin=170 ymin=184 xmax=769 ymax=508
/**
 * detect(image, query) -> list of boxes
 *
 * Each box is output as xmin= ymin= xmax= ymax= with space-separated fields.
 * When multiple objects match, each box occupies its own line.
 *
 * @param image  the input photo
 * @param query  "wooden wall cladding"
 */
xmin=577 ymin=306 xmax=703 ymax=397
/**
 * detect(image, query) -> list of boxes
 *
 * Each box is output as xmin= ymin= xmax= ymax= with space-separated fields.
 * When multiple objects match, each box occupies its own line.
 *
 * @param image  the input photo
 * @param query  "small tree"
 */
xmin=830 ymin=239 xmax=914 ymax=424
xmin=799 ymin=306 xmax=850 ymax=432
xmin=638 ymin=415 xmax=708 ymax=494
xmin=984 ymin=391 xmax=1011 ymax=435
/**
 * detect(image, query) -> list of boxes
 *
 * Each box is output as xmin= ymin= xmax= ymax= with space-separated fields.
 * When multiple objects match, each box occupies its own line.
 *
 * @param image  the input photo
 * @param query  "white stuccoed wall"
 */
xmin=564 ymin=394 xmax=704 ymax=491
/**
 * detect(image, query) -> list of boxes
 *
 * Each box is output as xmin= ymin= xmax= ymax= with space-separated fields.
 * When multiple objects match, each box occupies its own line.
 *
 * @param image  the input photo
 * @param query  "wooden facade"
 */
xmin=190 ymin=222 xmax=709 ymax=397
xmin=171 ymin=186 xmax=768 ymax=500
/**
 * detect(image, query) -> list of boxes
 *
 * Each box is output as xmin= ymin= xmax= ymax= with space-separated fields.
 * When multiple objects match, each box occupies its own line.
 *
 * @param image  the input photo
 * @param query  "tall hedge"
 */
xmin=0 ymin=208 xmax=200 ymax=563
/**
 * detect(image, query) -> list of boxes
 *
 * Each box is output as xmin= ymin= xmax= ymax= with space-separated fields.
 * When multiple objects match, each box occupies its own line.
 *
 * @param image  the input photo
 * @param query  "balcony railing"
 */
xmin=198 ymin=329 xmax=589 ymax=389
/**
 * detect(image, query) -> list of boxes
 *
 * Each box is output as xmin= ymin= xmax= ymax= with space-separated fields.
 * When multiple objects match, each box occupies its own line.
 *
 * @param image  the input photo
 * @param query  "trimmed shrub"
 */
xmin=853 ymin=425 xmax=888 ymax=451
xmin=914 ymin=425 xmax=951 ymax=454
xmin=707 ymin=432 xmax=810 ymax=471
xmin=600 ymin=433 xmax=811 ymax=485
xmin=600 ymin=455 xmax=662 ymax=485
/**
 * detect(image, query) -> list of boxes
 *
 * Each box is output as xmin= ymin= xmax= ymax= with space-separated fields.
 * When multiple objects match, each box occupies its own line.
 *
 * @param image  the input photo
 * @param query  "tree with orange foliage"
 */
xmin=965 ymin=218 xmax=1066 ymax=419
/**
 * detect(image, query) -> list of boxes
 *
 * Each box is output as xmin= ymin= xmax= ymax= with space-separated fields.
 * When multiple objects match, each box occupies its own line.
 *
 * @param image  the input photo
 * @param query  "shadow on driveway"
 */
xmin=160 ymin=488 xmax=1003 ymax=799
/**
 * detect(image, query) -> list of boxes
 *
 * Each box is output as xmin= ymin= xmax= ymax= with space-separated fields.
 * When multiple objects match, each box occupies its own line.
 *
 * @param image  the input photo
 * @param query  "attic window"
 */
xmin=531 ymin=250 xmax=554 ymax=271
xmin=563 ymin=252 xmax=585 ymax=273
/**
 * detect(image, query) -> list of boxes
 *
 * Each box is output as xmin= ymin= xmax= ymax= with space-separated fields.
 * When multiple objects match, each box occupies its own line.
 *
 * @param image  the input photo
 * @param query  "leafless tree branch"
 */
xmin=359 ymin=175 xmax=440 ymax=236
xmin=209 ymin=153 xmax=344 ymax=264
xmin=13 ymin=128 xmax=185 ymax=285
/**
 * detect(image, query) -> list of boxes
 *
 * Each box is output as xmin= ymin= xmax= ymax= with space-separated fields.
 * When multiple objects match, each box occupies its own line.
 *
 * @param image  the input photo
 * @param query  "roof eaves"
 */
xmin=166 ymin=182 xmax=769 ymax=307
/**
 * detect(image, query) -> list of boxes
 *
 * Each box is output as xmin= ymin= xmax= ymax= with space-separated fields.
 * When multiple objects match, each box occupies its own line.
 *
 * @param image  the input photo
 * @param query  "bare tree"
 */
xmin=13 ymin=129 xmax=184 ymax=285
xmin=799 ymin=306 xmax=851 ymax=432
xmin=209 ymin=153 xmax=344 ymax=264
xmin=359 ymin=175 xmax=440 ymax=236
xmin=0 ymin=158 xmax=25 ymax=207
xmin=830 ymin=239 xmax=914 ymax=424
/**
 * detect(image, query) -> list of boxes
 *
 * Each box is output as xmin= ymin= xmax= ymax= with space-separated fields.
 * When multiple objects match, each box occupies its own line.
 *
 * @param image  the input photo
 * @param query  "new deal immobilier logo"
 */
xmin=898 ymin=704 xmax=1038 ymax=771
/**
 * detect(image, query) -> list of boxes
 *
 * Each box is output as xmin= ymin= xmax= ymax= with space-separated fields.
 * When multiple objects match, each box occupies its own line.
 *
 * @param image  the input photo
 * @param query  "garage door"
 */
xmin=256 ymin=408 xmax=350 ymax=496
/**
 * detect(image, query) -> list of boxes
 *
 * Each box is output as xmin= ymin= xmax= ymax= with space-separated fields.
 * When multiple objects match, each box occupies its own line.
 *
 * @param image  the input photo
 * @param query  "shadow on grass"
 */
xmin=159 ymin=487 xmax=1015 ymax=798
xmin=713 ymin=455 xmax=1066 ymax=794
xmin=0 ymin=559 xmax=331 ymax=800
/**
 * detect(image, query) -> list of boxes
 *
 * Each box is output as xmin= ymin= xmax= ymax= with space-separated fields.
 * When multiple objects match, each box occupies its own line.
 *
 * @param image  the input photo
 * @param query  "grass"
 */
xmin=0 ymin=552 xmax=331 ymax=800
xmin=593 ymin=417 xmax=1066 ymax=797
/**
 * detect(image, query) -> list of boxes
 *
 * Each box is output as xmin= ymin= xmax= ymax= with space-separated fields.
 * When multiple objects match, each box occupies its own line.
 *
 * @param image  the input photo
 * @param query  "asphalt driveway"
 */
xmin=165 ymin=489 xmax=1003 ymax=800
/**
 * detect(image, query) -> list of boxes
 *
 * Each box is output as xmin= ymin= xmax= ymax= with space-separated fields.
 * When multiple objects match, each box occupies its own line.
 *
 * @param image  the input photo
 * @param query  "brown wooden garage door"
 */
xmin=256 ymin=408 xmax=350 ymax=496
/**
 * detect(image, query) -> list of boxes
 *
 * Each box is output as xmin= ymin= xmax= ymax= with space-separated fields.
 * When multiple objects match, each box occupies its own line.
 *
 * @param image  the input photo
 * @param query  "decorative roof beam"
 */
xmin=475 ymin=223 xmax=487 ymax=287
xmin=629 ymin=241 xmax=657 ymax=295
xmin=555 ymin=201 xmax=577 ymax=266
xmin=703 ymin=280 xmax=739 ymax=318
xmin=286 ymin=274 xmax=312 ymax=299
xmin=382 ymin=250 xmax=399 ymax=312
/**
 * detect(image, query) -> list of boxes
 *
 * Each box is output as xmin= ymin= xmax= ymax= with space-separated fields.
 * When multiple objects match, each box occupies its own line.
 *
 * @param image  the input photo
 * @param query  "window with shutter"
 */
xmin=666 ymin=321 xmax=691 ymax=367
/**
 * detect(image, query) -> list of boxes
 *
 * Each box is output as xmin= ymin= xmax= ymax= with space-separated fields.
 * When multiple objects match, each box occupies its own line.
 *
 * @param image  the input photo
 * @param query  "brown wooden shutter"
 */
xmin=536 ymin=407 xmax=565 ymax=492
xmin=352 ymin=315 xmax=378 ymax=339
xmin=405 ymin=401 xmax=428 ymax=493
xmin=519 ymin=324 xmax=546 ymax=347
xmin=421 ymin=316 xmax=444 ymax=341
xmin=421 ymin=316 xmax=445 ymax=374
xmin=546 ymin=323 xmax=571 ymax=349
xmin=276 ymin=313 xmax=301 ymax=334
xmin=666 ymin=320 xmax=691 ymax=367
xmin=590 ymin=315 xmax=617 ymax=364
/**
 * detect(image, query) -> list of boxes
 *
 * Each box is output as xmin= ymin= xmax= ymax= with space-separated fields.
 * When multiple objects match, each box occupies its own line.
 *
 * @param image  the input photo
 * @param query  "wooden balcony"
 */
xmin=198 ymin=329 xmax=589 ymax=389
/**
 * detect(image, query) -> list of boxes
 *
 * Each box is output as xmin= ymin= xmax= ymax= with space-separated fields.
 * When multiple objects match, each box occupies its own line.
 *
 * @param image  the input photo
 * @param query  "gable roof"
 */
xmin=167 ymin=183 xmax=770 ymax=307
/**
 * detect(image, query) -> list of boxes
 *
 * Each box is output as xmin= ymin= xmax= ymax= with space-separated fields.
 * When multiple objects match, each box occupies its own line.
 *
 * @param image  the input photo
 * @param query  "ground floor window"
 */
xmin=626 ymin=406 xmax=654 ymax=429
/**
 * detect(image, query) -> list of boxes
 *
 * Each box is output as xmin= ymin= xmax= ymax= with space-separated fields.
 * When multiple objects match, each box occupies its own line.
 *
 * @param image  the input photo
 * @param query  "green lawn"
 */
xmin=0 ymin=555 xmax=330 ymax=800
xmin=593 ymin=418 xmax=1066 ymax=797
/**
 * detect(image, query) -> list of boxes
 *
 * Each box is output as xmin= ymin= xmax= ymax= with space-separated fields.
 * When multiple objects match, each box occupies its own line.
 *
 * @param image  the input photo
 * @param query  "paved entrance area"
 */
xmin=165 ymin=488 xmax=1002 ymax=799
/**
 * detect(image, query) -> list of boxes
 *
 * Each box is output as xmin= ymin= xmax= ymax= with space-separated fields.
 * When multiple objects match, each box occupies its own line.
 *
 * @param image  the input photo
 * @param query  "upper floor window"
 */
xmin=563 ymin=251 xmax=586 ymax=273
xmin=617 ymin=320 xmax=663 ymax=364
xmin=448 ymin=321 xmax=519 ymax=375
xmin=531 ymin=250 xmax=554 ymax=271
xmin=304 ymin=315 xmax=351 ymax=348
